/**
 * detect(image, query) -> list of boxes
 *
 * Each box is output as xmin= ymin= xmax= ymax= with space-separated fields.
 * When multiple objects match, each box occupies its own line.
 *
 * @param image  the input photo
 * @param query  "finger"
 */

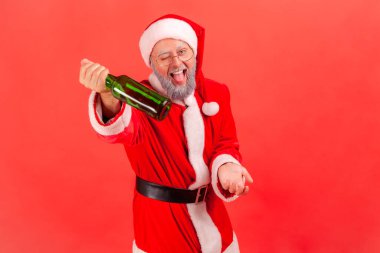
xmin=234 ymin=183 xmax=240 ymax=195
xmin=81 ymin=58 xmax=90 ymax=65
xmin=242 ymin=167 xmax=254 ymax=183
xmin=94 ymin=68 xmax=110 ymax=93
xmin=79 ymin=58 xmax=93 ymax=76
xmin=235 ymin=183 xmax=245 ymax=195
xmin=90 ymin=65 xmax=106 ymax=88
xmin=239 ymin=186 xmax=250 ymax=196
xmin=79 ymin=60 xmax=95 ymax=84
xmin=84 ymin=63 xmax=101 ymax=85
xmin=99 ymin=68 xmax=110 ymax=87
xmin=221 ymin=180 xmax=230 ymax=191
xmin=228 ymin=182 xmax=236 ymax=193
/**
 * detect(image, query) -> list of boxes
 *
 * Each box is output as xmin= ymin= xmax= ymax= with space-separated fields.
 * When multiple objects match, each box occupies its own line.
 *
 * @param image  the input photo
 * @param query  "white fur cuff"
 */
xmin=88 ymin=91 xmax=132 ymax=136
xmin=211 ymin=154 xmax=241 ymax=202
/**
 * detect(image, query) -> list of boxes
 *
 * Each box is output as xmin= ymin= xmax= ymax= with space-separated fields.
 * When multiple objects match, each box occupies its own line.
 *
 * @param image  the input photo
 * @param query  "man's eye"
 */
xmin=159 ymin=56 xmax=170 ymax=61
xmin=178 ymin=49 xmax=187 ymax=56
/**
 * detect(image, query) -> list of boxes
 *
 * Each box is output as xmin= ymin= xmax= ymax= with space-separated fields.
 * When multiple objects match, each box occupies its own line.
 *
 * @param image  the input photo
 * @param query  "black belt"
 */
xmin=136 ymin=177 xmax=209 ymax=204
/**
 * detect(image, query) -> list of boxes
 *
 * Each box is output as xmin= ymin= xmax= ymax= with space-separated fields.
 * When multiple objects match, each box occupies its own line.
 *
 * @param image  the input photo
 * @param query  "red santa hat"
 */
xmin=139 ymin=17 xmax=198 ymax=68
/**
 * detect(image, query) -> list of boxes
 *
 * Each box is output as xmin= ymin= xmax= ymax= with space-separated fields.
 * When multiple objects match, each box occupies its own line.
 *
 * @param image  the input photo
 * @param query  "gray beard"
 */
xmin=152 ymin=63 xmax=197 ymax=100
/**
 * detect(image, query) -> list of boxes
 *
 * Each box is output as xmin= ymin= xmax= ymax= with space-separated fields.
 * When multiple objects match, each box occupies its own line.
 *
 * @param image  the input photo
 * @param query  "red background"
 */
xmin=1 ymin=0 xmax=380 ymax=252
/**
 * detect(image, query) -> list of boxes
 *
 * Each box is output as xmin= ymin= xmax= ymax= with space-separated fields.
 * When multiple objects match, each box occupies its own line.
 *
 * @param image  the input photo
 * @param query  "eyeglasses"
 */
xmin=152 ymin=48 xmax=194 ymax=66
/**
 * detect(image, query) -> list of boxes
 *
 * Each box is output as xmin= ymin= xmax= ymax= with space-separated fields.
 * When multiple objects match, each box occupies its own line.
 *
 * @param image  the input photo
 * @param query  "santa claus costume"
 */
xmin=88 ymin=14 xmax=243 ymax=253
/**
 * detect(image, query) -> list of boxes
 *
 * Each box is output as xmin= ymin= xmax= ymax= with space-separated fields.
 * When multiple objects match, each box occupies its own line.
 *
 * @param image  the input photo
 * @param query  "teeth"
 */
xmin=172 ymin=70 xmax=183 ymax=75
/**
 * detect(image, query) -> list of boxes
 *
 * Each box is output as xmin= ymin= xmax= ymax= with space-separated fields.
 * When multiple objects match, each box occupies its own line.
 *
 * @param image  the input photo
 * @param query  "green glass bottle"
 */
xmin=105 ymin=74 xmax=172 ymax=121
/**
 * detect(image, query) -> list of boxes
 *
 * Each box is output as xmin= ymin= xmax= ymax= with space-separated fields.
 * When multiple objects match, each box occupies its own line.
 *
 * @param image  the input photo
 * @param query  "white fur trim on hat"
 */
xmin=139 ymin=18 xmax=198 ymax=67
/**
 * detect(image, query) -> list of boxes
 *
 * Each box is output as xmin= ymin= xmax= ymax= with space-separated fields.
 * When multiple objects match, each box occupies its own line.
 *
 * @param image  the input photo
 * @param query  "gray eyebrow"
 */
xmin=157 ymin=42 xmax=187 ymax=56
xmin=157 ymin=50 xmax=170 ymax=57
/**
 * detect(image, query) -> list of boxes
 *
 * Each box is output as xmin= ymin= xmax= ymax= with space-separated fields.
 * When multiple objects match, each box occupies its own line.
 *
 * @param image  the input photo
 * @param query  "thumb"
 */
xmin=242 ymin=167 xmax=253 ymax=183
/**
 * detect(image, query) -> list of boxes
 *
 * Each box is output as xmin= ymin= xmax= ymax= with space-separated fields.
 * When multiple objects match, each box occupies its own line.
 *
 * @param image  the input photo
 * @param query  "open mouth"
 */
xmin=170 ymin=69 xmax=187 ymax=84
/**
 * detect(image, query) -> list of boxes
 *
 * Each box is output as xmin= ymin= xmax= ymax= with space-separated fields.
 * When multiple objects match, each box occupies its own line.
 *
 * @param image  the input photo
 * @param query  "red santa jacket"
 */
xmin=88 ymin=14 xmax=243 ymax=253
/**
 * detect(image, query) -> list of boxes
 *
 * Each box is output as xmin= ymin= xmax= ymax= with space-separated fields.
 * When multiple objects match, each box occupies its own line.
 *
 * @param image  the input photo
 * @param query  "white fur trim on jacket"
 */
xmin=88 ymin=91 xmax=132 ymax=136
xmin=223 ymin=232 xmax=240 ymax=253
xmin=139 ymin=18 xmax=198 ymax=67
xmin=211 ymin=154 xmax=241 ymax=202
xmin=132 ymin=234 xmax=239 ymax=253
xmin=187 ymin=202 xmax=222 ymax=253
xmin=132 ymin=240 xmax=146 ymax=253
xmin=183 ymin=94 xmax=210 ymax=189
xmin=183 ymin=93 xmax=223 ymax=253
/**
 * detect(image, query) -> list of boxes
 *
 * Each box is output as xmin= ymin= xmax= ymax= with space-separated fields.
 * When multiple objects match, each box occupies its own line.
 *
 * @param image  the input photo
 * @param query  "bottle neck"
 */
xmin=105 ymin=74 xmax=117 ymax=89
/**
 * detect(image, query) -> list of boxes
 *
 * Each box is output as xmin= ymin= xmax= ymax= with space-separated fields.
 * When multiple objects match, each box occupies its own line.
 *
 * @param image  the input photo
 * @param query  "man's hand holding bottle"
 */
xmin=79 ymin=58 xmax=121 ymax=119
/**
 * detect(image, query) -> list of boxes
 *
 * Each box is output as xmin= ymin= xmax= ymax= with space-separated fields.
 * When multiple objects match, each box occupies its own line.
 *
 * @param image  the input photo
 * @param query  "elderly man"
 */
xmin=79 ymin=14 xmax=253 ymax=253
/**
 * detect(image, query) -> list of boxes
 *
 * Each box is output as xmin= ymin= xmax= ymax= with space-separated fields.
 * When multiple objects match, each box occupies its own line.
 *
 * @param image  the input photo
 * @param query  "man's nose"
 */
xmin=170 ymin=56 xmax=181 ymax=67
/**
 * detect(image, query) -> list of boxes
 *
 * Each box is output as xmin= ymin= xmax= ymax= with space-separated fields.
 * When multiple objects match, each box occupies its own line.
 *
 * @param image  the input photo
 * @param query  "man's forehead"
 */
xmin=152 ymin=39 xmax=189 ymax=54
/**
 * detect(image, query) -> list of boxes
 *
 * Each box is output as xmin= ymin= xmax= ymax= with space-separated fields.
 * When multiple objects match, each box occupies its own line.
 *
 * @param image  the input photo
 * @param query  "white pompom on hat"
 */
xmin=139 ymin=18 xmax=198 ymax=68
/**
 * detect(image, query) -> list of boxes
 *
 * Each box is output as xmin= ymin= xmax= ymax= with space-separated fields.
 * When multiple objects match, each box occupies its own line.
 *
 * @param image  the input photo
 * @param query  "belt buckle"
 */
xmin=195 ymin=185 xmax=208 ymax=204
